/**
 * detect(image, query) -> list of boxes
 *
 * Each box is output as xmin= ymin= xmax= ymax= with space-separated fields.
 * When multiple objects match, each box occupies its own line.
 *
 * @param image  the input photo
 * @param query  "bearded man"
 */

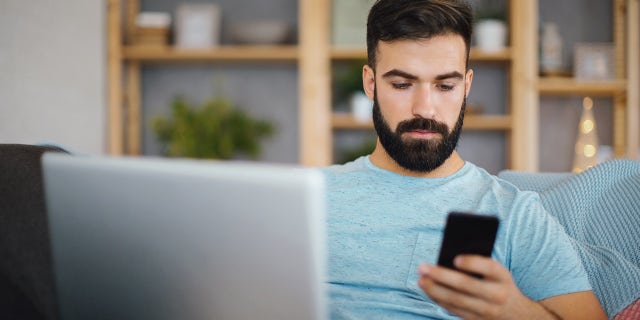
xmin=322 ymin=0 xmax=606 ymax=319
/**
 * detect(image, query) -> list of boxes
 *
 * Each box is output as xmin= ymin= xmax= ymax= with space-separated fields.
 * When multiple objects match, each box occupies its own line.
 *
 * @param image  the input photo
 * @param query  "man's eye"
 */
xmin=392 ymin=83 xmax=411 ymax=89
xmin=438 ymin=84 xmax=455 ymax=91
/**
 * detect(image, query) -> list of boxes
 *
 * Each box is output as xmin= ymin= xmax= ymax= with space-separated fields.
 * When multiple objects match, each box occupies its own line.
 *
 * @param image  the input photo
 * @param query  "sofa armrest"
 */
xmin=497 ymin=170 xmax=573 ymax=193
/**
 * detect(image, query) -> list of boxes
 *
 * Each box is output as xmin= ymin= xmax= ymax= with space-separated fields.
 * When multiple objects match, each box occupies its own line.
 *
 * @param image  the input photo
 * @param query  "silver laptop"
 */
xmin=42 ymin=154 xmax=327 ymax=320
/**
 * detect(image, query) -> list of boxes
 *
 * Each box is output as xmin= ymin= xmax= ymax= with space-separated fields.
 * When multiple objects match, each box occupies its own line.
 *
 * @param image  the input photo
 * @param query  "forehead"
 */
xmin=375 ymin=34 xmax=467 ymax=76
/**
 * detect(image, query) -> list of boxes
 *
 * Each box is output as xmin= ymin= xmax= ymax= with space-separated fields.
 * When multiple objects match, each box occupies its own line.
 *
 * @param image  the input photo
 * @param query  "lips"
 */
xmin=404 ymin=129 xmax=441 ymax=139
xmin=411 ymin=129 xmax=436 ymax=134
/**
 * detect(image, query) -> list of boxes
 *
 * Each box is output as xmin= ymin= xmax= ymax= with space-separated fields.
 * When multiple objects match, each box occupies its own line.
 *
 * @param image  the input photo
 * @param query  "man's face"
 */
xmin=372 ymin=93 xmax=466 ymax=172
xmin=363 ymin=34 xmax=473 ymax=173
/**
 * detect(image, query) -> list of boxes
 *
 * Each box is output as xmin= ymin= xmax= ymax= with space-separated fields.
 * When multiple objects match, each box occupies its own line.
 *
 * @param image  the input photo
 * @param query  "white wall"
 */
xmin=0 ymin=0 xmax=106 ymax=154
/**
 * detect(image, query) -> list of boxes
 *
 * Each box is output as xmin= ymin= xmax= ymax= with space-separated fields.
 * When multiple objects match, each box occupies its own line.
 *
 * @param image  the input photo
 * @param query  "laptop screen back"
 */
xmin=42 ymin=154 xmax=326 ymax=320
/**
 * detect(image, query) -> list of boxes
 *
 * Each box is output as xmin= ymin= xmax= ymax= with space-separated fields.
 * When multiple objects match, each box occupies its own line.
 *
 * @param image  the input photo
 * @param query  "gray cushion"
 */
xmin=500 ymin=159 xmax=640 ymax=317
xmin=0 ymin=144 xmax=68 ymax=320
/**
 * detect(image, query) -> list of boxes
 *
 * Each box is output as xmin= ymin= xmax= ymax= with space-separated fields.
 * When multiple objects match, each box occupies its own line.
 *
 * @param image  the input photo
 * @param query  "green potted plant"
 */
xmin=152 ymin=95 xmax=275 ymax=160
xmin=333 ymin=60 xmax=366 ymax=104
xmin=333 ymin=60 xmax=372 ymax=122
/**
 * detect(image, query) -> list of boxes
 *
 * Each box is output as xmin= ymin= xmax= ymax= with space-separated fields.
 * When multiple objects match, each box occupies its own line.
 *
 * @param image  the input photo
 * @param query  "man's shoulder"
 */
xmin=321 ymin=156 xmax=369 ymax=175
xmin=462 ymin=162 xmax=545 ymax=214
xmin=462 ymin=162 xmax=524 ymax=193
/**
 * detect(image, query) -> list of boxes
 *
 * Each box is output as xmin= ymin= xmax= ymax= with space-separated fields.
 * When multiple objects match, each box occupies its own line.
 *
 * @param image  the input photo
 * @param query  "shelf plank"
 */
xmin=330 ymin=47 xmax=367 ymax=60
xmin=332 ymin=113 xmax=373 ymax=129
xmin=330 ymin=47 xmax=511 ymax=62
xmin=122 ymin=45 xmax=299 ymax=62
xmin=465 ymin=115 xmax=512 ymax=130
xmin=538 ymin=77 xmax=627 ymax=96
xmin=332 ymin=113 xmax=511 ymax=131
xmin=469 ymin=48 xmax=512 ymax=62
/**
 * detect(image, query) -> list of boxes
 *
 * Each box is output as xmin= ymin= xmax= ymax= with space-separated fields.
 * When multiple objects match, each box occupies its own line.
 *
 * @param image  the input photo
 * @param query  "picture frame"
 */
xmin=573 ymin=43 xmax=615 ymax=81
xmin=175 ymin=4 xmax=221 ymax=48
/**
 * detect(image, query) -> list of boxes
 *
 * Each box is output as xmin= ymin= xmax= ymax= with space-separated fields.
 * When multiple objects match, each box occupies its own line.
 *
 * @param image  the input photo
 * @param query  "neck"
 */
xmin=369 ymin=141 xmax=465 ymax=178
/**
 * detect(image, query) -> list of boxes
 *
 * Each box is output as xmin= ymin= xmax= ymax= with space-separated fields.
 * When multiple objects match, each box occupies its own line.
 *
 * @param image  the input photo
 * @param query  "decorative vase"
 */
xmin=474 ymin=19 xmax=507 ymax=52
xmin=540 ymin=22 xmax=564 ymax=75
xmin=350 ymin=91 xmax=373 ymax=123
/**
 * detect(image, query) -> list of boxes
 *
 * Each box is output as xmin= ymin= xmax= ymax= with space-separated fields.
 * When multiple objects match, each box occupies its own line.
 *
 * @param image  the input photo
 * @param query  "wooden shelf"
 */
xmin=332 ymin=113 xmax=373 ymax=129
xmin=332 ymin=113 xmax=511 ymax=131
xmin=538 ymin=77 xmax=627 ymax=96
xmin=330 ymin=47 xmax=367 ymax=60
xmin=108 ymin=0 xmax=637 ymax=168
xmin=330 ymin=46 xmax=511 ymax=62
xmin=122 ymin=45 xmax=299 ymax=62
xmin=469 ymin=47 xmax=512 ymax=62
xmin=464 ymin=114 xmax=512 ymax=130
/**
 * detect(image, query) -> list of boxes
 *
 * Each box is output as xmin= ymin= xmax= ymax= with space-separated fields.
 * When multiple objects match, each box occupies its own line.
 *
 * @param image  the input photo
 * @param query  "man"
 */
xmin=323 ymin=0 xmax=607 ymax=319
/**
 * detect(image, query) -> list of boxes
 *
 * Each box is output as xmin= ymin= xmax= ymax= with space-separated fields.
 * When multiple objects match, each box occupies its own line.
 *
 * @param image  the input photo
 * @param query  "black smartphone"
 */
xmin=436 ymin=212 xmax=499 ymax=278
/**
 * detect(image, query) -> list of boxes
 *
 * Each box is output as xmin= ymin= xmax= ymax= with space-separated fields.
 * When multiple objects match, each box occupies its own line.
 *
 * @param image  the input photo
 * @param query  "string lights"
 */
xmin=572 ymin=97 xmax=599 ymax=173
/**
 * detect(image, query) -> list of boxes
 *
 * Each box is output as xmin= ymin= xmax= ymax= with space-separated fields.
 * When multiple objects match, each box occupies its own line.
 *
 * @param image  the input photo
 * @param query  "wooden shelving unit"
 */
xmin=531 ymin=0 xmax=638 ymax=162
xmin=106 ymin=0 xmax=638 ymax=170
xmin=122 ymin=45 xmax=299 ymax=62
xmin=107 ymin=0 xmax=306 ymax=156
xmin=538 ymin=77 xmax=627 ymax=96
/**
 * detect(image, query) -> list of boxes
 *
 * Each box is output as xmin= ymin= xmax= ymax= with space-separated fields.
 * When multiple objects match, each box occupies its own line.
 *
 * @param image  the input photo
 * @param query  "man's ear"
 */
xmin=363 ymin=65 xmax=375 ymax=100
xmin=464 ymin=68 xmax=474 ymax=98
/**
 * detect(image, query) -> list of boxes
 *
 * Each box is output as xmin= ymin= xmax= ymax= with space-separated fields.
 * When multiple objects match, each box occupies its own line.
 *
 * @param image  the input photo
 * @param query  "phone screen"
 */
xmin=436 ymin=212 xmax=499 ymax=277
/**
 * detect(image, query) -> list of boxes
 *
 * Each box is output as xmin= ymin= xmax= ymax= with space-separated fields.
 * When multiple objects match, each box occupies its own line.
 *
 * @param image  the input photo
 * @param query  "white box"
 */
xmin=175 ymin=4 xmax=221 ymax=48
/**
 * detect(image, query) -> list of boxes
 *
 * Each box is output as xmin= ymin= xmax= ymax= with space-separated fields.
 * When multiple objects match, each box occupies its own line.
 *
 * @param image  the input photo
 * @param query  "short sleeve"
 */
xmin=506 ymin=193 xmax=592 ymax=301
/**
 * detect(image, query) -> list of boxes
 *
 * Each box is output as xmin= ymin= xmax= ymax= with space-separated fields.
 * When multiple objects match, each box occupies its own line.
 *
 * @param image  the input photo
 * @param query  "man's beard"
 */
xmin=372 ymin=90 xmax=465 ymax=173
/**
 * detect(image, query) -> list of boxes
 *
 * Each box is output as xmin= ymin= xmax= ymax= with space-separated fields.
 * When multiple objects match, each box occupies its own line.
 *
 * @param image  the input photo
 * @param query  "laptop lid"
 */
xmin=42 ymin=154 xmax=326 ymax=320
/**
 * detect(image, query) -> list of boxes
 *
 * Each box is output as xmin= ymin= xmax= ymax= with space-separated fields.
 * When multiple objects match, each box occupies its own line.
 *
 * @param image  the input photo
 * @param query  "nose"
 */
xmin=411 ymin=85 xmax=438 ymax=120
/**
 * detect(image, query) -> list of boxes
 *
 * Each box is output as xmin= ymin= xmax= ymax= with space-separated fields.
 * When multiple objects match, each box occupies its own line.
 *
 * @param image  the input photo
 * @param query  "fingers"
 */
xmin=418 ymin=263 xmax=497 ymax=301
xmin=418 ymin=258 xmax=528 ymax=319
xmin=454 ymin=255 xmax=510 ymax=283
xmin=418 ymin=273 xmax=492 ymax=319
xmin=418 ymin=257 xmax=511 ymax=304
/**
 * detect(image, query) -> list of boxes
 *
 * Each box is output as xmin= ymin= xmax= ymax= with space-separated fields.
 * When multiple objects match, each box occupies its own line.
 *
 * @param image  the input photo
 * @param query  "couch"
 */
xmin=499 ymin=159 xmax=640 ymax=319
xmin=0 ymin=144 xmax=68 ymax=320
xmin=1 ymin=143 xmax=638 ymax=319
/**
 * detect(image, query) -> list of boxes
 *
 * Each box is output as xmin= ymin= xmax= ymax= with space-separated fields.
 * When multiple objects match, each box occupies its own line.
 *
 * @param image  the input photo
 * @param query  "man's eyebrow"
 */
xmin=434 ymin=71 xmax=464 ymax=81
xmin=381 ymin=69 xmax=465 ymax=81
xmin=381 ymin=69 xmax=419 ymax=80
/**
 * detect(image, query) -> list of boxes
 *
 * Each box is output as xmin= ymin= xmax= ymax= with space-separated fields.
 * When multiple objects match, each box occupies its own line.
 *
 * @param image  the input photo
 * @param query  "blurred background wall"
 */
xmin=0 ymin=0 xmax=106 ymax=154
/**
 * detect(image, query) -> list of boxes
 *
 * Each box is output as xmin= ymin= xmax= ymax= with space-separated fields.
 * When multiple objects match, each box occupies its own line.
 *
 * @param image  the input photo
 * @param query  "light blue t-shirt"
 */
xmin=322 ymin=156 xmax=591 ymax=319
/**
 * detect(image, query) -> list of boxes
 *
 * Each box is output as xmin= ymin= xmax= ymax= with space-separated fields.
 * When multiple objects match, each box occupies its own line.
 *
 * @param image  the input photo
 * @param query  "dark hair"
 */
xmin=366 ymin=0 xmax=474 ymax=70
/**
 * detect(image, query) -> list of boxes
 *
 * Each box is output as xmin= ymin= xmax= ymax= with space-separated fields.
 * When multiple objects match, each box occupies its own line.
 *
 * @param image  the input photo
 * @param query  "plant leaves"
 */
xmin=151 ymin=96 xmax=276 ymax=160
